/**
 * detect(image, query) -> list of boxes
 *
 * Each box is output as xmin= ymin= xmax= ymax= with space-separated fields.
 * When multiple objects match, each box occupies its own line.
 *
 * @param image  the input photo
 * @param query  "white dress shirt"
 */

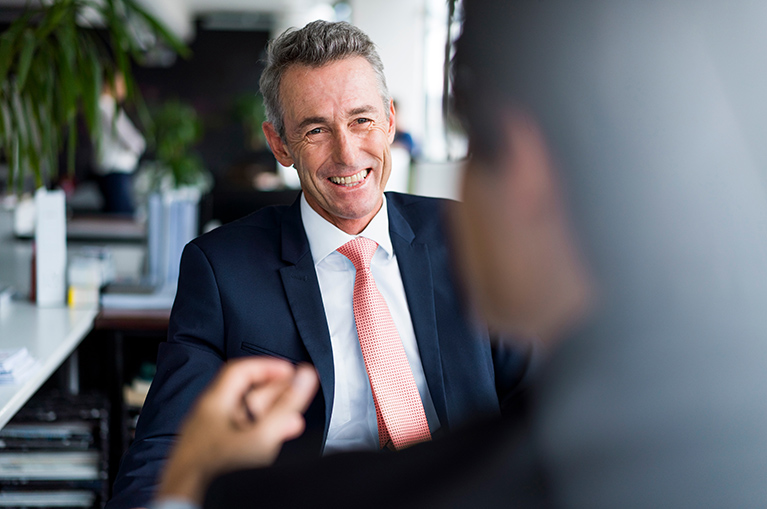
xmin=94 ymin=94 xmax=146 ymax=174
xmin=301 ymin=194 xmax=441 ymax=455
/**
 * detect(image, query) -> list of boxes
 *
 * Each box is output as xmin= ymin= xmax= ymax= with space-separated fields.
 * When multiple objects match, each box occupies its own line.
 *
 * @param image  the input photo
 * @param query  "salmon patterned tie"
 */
xmin=337 ymin=237 xmax=432 ymax=450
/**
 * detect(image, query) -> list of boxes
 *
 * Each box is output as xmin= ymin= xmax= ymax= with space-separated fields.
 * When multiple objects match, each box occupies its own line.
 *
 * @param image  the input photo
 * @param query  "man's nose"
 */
xmin=332 ymin=129 xmax=357 ymax=166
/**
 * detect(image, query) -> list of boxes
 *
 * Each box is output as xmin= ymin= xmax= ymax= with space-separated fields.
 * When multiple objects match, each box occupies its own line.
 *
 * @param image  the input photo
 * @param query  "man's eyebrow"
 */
xmin=348 ymin=105 xmax=377 ymax=117
xmin=297 ymin=116 xmax=328 ymax=131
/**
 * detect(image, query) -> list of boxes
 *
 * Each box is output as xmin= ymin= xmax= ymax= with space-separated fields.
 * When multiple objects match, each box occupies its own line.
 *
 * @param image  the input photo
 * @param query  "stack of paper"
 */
xmin=147 ymin=190 xmax=199 ymax=286
xmin=100 ymin=281 xmax=177 ymax=310
xmin=0 ymin=422 xmax=94 ymax=450
xmin=0 ymin=348 xmax=39 ymax=384
xmin=67 ymin=247 xmax=116 ymax=308
xmin=0 ymin=490 xmax=95 ymax=508
xmin=0 ymin=451 xmax=100 ymax=480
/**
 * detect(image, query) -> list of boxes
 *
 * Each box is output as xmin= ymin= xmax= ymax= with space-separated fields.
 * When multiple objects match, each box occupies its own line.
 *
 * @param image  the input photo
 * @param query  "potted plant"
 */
xmin=135 ymin=98 xmax=211 ymax=286
xmin=136 ymin=99 xmax=211 ymax=194
xmin=231 ymin=92 xmax=287 ymax=191
xmin=0 ymin=0 xmax=188 ymax=192
xmin=0 ymin=0 xmax=187 ymax=305
xmin=233 ymin=92 xmax=267 ymax=152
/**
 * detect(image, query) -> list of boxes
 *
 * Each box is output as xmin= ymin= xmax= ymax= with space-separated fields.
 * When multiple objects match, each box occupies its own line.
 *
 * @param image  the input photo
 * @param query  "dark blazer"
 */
xmin=106 ymin=192 xmax=530 ymax=509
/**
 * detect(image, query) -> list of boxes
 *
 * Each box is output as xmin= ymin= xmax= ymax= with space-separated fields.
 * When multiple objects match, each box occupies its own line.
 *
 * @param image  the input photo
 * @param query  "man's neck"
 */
xmin=300 ymin=193 xmax=392 ymax=265
xmin=304 ymin=196 xmax=384 ymax=235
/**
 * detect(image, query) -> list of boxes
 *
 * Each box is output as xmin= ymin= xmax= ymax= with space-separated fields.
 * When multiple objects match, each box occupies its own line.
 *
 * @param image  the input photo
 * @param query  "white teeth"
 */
xmin=329 ymin=169 xmax=369 ymax=186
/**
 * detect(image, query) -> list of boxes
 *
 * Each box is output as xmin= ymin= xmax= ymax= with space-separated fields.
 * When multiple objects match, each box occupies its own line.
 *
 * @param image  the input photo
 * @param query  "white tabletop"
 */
xmin=0 ymin=301 xmax=97 ymax=428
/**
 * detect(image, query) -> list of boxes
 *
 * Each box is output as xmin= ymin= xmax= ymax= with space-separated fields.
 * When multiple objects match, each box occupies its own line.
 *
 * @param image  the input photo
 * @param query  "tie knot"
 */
xmin=337 ymin=237 xmax=378 ymax=270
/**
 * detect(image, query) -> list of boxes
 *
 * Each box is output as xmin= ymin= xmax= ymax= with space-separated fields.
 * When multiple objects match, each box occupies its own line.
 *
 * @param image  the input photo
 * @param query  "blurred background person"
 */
xmin=94 ymin=71 xmax=146 ymax=215
xmin=391 ymin=99 xmax=418 ymax=160
xmin=387 ymin=98 xmax=418 ymax=193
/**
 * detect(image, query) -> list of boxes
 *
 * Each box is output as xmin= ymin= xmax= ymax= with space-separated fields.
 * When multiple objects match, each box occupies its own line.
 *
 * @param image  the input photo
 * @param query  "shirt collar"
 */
xmin=301 ymin=192 xmax=393 ymax=266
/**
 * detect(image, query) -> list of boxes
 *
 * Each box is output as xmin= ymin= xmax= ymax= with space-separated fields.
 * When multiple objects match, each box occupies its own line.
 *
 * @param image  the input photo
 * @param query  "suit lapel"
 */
xmin=279 ymin=197 xmax=335 ymax=443
xmin=388 ymin=198 xmax=449 ymax=430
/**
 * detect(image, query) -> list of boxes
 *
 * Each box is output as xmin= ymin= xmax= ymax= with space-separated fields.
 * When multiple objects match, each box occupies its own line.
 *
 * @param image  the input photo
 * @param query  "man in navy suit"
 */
xmin=106 ymin=20 xmax=530 ymax=509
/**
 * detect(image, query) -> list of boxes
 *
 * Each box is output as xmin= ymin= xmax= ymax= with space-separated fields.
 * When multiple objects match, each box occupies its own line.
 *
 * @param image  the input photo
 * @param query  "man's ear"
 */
xmin=262 ymin=122 xmax=295 ymax=168
xmin=386 ymin=99 xmax=396 ymax=144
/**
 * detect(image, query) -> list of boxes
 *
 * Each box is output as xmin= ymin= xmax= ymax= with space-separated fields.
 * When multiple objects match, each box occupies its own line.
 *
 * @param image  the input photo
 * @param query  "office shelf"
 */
xmin=0 ymin=391 xmax=109 ymax=509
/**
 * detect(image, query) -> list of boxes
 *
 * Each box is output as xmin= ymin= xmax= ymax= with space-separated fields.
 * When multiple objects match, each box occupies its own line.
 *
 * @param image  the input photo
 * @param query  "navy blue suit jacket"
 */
xmin=107 ymin=192 xmax=530 ymax=509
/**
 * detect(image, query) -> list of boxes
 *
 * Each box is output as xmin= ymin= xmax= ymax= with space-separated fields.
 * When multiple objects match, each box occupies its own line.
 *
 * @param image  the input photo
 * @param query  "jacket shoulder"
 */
xmin=386 ymin=192 xmax=456 ymax=237
xmin=386 ymin=191 xmax=456 ymax=210
xmin=192 ymin=204 xmax=289 ymax=250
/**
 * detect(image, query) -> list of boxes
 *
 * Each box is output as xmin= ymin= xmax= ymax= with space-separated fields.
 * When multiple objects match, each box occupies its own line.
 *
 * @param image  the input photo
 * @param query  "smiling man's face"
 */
xmin=263 ymin=56 xmax=395 ymax=234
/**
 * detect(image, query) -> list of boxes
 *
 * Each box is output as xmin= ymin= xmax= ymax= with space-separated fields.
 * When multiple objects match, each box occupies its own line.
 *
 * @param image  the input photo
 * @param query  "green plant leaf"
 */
xmin=10 ymin=87 xmax=29 ymax=156
xmin=132 ymin=81 xmax=153 ymax=141
xmin=1 ymin=0 xmax=189 ymax=193
xmin=0 ymin=35 xmax=15 ymax=86
xmin=12 ymin=91 xmax=42 ymax=188
xmin=9 ymin=138 xmax=19 ymax=192
xmin=66 ymin=115 xmax=77 ymax=177
xmin=16 ymin=29 xmax=38 ymax=90
xmin=38 ymin=98 xmax=59 ymax=185
xmin=34 ymin=1 xmax=71 ymax=42
xmin=77 ymin=32 xmax=101 ymax=138
xmin=25 ymin=130 xmax=43 ymax=187
xmin=0 ymin=11 xmax=34 ymax=84
xmin=102 ymin=1 xmax=133 ymax=86
xmin=147 ymin=98 xmax=210 ymax=190
xmin=23 ymin=94 xmax=42 ymax=155
xmin=122 ymin=0 xmax=191 ymax=58
xmin=55 ymin=24 xmax=79 ymax=125
xmin=0 ymin=96 xmax=11 ymax=161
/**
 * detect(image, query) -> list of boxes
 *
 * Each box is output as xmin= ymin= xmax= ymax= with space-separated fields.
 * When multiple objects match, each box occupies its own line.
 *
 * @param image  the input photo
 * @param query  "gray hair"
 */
xmin=259 ymin=20 xmax=390 ymax=139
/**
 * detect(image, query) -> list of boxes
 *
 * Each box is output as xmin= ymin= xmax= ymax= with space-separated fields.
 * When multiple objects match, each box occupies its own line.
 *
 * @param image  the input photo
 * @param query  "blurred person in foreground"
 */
xmin=108 ymin=19 xmax=531 ymax=509
xmin=150 ymin=1 xmax=767 ymax=507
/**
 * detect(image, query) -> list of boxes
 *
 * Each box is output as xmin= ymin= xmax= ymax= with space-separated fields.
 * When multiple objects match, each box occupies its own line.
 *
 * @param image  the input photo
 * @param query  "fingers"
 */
xmin=241 ymin=374 xmax=292 ymax=424
xmin=201 ymin=358 xmax=319 ymax=447
xmin=157 ymin=359 xmax=315 ymax=505
xmin=290 ymin=363 xmax=321 ymax=413
xmin=242 ymin=364 xmax=318 ymax=420
xmin=216 ymin=359 xmax=318 ymax=435
xmin=249 ymin=363 xmax=319 ymax=444
xmin=211 ymin=357 xmax=295 ymax=408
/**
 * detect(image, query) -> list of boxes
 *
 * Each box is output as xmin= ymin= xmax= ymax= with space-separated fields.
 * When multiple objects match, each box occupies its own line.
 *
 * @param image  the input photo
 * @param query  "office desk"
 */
xmin=0 ymin=301 xmax=98 ymax=428
xmin=94 ymin=307 xmax=170 ymax=331
xmin=92 ymin=306 xmax=170 ymax=483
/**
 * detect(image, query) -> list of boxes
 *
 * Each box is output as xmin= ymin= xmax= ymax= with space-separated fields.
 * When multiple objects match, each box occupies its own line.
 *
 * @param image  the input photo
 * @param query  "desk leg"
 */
xmin=56 ymin=350 xmax=81 ymax=395
xmin=107 ymin=329 xmax=126 ymax=493
xmin=62 ymin=350 xmax=80 ymax=395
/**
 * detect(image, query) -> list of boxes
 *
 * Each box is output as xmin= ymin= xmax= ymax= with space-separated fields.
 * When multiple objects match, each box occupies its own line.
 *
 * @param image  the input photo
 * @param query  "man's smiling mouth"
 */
xmin=329 ymin=169 xmax=370 ymax=187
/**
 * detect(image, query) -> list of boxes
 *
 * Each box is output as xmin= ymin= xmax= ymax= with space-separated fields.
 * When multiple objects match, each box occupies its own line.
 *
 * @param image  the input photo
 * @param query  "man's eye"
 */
xmin=307 ymin=128 xmax=322 ymax=136
xmin=355 ymin=118 xmax=371 ymax=125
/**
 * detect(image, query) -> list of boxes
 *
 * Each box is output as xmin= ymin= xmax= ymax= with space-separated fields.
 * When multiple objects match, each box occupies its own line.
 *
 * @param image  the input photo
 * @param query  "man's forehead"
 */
xmin=280 ymin=57 xmax=377 ymax=90
xmin=279 ymin=57 xmax=385 ymax=126
xmin=283 ymin=55 xmax=372 ymax=75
